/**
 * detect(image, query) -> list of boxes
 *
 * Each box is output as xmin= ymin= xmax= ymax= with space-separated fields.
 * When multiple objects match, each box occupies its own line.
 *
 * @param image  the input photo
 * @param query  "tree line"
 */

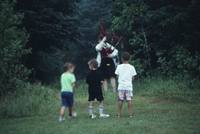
xmin=0 ymin=0 xmax=199 ymax=95
xmin=112 ymin=0 xmax=200 ymax=78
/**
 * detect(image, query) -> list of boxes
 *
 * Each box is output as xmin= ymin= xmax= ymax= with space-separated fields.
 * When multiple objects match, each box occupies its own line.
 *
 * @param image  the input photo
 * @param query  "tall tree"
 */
xmin=0 ymin=0 xmax=31 ymax=95
xmin=112 ymin=0 xmax=200 ymax=78
xmin=17 ymin=0 xmax=79 ymax=82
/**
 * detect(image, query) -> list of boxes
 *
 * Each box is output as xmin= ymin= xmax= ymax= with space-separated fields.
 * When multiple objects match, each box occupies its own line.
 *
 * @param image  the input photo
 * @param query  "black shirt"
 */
xmin=86 ymin=69 xmax=104 ymax=92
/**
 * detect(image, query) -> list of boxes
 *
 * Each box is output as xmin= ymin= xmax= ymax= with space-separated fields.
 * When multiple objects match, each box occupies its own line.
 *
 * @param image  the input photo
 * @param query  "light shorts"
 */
xmin=118 ymin=90 xmax=133 ymax=101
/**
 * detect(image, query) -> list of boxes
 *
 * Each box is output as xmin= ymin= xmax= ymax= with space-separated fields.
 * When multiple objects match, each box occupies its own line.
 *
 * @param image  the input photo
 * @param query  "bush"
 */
xmin=157 ymin=47 xmax=200 ymax=79
xmin=0 ymin=83 xmax=59 ymax=118
xmin=0 ymin=0 xmax=31 ymax=95
xmin=134 ymin=76 xmax=200 ymax=102
xmin=0 ymin=76 xmax=199 ymax=118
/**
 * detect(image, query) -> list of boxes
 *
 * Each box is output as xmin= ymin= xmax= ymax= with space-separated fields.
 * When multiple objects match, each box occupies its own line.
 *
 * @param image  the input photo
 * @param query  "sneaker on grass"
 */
xmin=59 ymin=117 xmax=65 ymax=122
xmin=99 ymin=113 xmax=110 ymax=118
xmin=89 ymin=114 xmax=97 ymax=119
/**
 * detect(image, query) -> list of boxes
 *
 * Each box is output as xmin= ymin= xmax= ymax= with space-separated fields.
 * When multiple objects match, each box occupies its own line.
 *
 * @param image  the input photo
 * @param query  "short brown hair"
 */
xmin=122 ymin=52 xmax=131 ymax=61
xmin=88 ymin=59 xmax=98 ymax=69
xmin=64 ymin=62 xmax=75 ymax=71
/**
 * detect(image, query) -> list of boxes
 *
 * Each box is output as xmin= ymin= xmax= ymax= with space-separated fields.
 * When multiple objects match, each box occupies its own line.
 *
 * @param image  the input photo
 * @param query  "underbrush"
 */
xmin=0 ymin=83 xmax=59 ymax=118
xmin=134 ymin=77 xmax=200 ymax=102
xmin=0 ymin=77 xmax=199 ymax=118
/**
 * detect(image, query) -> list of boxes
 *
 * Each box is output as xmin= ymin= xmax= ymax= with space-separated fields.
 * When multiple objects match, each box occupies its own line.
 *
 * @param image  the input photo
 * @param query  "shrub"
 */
xmin=0 ymin=0 xmax=31 ymax=95
xmin=0 ymin=83 xmax=58 ymax=118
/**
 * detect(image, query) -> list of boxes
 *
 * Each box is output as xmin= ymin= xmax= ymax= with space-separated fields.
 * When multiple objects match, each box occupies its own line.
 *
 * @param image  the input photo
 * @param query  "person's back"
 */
xmin=86 ymin=59 xmax=110 ymax=119
xmin=59 ymin=63 xmax=76 ymax=122
xmin=115 ymin=52 xmax=137 ymax=118
xmin=87 ymin=69 xmax=103 ymax=92
xmin=61 ymin=72 xmax=75 ymax=93
xmin=116 ymin=63 xmax=136 ymax=91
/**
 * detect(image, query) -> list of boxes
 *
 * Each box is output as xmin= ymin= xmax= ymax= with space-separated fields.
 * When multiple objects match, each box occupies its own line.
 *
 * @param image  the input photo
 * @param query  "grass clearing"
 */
xmin=0 ymin=78 xmax=200 ymax=134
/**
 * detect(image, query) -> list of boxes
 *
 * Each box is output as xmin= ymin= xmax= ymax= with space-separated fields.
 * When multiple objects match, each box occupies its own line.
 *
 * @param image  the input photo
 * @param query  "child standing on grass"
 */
xmin=59 ymin=62 xmax=76 ymax=122
xmin=86 ymin=59 xmax=110 ymax=119
xmin=115 ymin=52 xmax=137 ymax=118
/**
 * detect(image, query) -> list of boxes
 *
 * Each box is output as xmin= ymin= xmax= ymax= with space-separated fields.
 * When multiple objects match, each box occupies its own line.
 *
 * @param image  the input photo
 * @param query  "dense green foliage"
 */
xmin=0 ymin=0 xmax=31 ymax=95
xmin=16 ymin=0 xmax=113 ymax=82
xmin=0 ymin=83 xmax=57 ymax=117
xmin=16 ymin=0 xmax=79 ymax=82
xmin=112 ymin=0 xmax=200 ymax=78
xmin=4 ymin=0 xmax=197 ymax=83
xmin=0 ymin=0 xmax=199 ymax=96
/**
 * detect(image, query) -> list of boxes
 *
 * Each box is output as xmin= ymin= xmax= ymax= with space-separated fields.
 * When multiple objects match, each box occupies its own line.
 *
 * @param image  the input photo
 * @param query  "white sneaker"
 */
xmin=89 ymin=114 xmax=96 ymax=119
xmin=72 ymin=112 xmax=77 ymax=117
xmin=59 ymin=117 xmax=65 ymax=122
xmin=99 ymin=113 xmax=110 ymax=118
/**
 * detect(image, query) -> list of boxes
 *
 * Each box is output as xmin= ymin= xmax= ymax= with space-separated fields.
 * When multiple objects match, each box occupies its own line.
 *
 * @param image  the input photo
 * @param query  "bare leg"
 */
xmin=68 ymin=107 xmax=73 ymax=117
xmin=103 ymin=79 xmax=108 ymax=91
xmin=60 ymin=106 xmax=65 ymax=118
xmin=110 ymin=77 xmax=116 ymax=92
xmin=118 ymin=101 xmax=123 ymax=117
xmin=128 ymin=100 xmax=133 ymax=117
xmin=72 ymin=107 xmax=76 ymax=115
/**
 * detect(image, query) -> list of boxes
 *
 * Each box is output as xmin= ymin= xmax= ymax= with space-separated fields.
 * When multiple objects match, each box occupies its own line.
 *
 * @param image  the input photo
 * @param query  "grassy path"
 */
xmin=0 ymin=93 xmax=200 ymax=134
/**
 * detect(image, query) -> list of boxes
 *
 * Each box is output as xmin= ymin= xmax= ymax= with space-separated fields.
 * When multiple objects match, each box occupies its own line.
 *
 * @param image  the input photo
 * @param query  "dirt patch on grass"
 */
xmin=139 ymin=96 xmax=178 ymax=105
xmin=149 ymin=98 xmax=177 ymax=104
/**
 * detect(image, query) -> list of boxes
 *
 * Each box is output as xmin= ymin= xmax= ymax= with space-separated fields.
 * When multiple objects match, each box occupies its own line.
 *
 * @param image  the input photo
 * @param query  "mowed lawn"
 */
xmin=0 ymin=91 xmax=200 ymax=134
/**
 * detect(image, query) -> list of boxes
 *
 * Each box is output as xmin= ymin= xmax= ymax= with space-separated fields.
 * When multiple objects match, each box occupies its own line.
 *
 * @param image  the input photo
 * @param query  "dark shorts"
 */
xmin=100 ymin=57 xmax=116 ymax=79
xmin=61 ymin=92 xmax=74 ymax=107
xmin=88 ymin=90 xmax=104 ymax=102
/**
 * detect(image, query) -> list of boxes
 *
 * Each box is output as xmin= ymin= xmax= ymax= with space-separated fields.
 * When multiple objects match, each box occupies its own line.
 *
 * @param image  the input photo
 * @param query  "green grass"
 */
xmin=0 ymin=78 xmax=200 ymax=134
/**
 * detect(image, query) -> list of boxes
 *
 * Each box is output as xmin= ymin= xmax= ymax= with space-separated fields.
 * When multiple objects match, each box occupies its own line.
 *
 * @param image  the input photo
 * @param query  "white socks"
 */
xmin=88 ymin=104 xmax=104 ymax=115
xmin=99 ymin=104 xmax=104 ymax=115
xmin=88 ymin=105 xmax=93 ymax=115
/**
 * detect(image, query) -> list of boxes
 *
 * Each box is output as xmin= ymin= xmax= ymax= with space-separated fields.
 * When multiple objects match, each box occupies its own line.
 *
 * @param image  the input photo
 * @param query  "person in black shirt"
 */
xmin=86 ymin=59 xmax=110 ymax=119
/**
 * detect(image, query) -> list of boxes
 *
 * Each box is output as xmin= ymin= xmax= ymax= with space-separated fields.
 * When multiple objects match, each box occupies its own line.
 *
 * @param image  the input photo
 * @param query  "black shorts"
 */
xmin=88 ymin=90 xmax=104 ymax=102
xmin=100 ymin=57 xmax=116 ymax=79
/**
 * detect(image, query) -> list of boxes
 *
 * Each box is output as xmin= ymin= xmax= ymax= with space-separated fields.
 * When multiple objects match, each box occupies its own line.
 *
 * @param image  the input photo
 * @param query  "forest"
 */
xmin=0 ymin=0 xmax=200 ymax=134
xmin=1 ymin=0 xmax=200 ymax=93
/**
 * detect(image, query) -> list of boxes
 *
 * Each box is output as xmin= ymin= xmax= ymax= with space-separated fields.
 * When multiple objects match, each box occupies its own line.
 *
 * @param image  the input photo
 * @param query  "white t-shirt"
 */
xmin=115 ymin=64 xmax=137 ymax=91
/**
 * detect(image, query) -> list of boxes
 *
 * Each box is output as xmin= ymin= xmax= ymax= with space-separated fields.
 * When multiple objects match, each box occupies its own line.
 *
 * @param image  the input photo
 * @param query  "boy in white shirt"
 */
xmin=115 ymin=52 xmax=137 ymax=118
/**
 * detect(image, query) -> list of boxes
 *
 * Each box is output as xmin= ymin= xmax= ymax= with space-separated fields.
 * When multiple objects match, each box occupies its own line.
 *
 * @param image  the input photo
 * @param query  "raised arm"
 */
xmin=95 ymin=36 xmax=107 ymax=51
xmin=110 ymin=47 xmax=118 ymax=57
xmin=107 ymin=43 xmax=118 ymax=58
